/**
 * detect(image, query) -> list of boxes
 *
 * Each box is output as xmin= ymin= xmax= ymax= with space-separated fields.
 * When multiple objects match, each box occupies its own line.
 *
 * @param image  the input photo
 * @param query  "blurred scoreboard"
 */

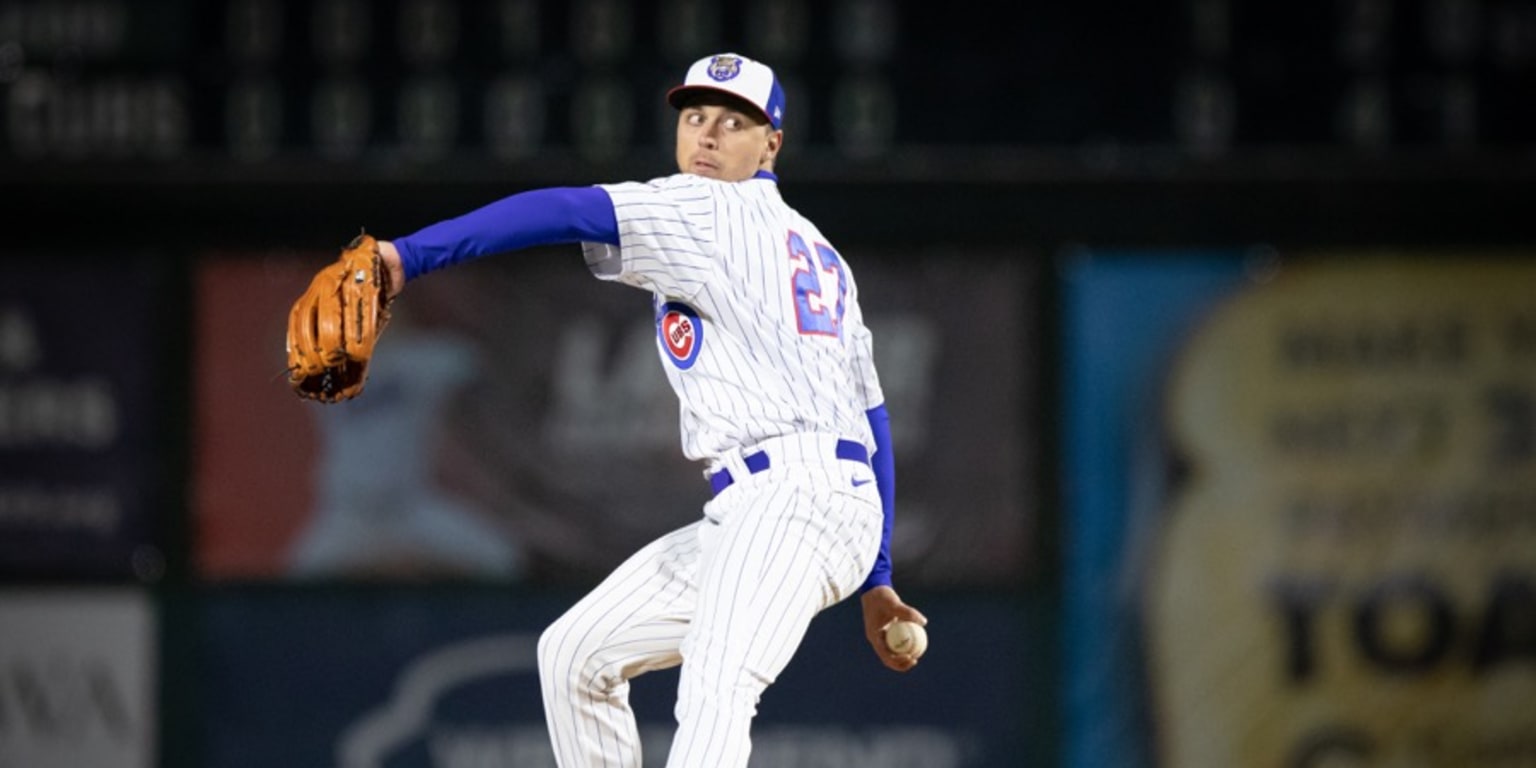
xmin=1 ymin=0 xmax=1535 ymax=170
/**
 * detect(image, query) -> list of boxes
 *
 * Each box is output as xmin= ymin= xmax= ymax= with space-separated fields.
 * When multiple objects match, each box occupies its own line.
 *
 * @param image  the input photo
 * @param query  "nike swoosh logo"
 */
xmin=851 ymin=478 xmax=874 ymax=487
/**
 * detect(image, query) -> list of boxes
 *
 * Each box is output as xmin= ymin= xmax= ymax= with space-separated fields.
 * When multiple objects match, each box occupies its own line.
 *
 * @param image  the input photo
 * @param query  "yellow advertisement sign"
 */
xmin=1146 ymin=255 xmax=1536 ymax=767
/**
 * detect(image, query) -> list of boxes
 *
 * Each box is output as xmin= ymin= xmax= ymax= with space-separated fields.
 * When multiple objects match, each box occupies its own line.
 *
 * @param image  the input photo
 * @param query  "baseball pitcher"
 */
xmin=285 ymin=52 xmax=926 ymax=768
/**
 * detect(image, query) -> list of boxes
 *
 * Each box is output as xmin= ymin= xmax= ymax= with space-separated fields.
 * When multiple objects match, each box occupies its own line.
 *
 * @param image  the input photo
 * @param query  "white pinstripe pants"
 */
xmin=537 ymin=445 xmax=882 ymax=768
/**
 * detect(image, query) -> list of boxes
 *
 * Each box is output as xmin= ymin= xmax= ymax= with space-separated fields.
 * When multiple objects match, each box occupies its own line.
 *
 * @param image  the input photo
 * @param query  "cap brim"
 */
xmin=666 ymin=85 xmax=777 ymax=128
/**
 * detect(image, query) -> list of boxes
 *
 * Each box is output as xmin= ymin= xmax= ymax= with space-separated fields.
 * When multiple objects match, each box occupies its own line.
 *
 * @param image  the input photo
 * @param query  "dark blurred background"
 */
xmin=2 ymin=2 xmax=1533 ymax=767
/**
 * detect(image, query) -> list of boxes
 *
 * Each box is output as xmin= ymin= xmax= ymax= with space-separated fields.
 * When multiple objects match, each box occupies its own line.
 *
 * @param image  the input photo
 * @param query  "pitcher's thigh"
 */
xmin=539 ymin=523 xmax=702 ymax=692
xmin=687 ymin=479 xmax=873 ymax=688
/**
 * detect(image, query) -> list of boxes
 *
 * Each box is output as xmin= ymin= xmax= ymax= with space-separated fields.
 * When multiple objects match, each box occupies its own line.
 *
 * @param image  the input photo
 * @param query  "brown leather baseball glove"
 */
xmin=285 ymin=232 xmax=394 ymax=403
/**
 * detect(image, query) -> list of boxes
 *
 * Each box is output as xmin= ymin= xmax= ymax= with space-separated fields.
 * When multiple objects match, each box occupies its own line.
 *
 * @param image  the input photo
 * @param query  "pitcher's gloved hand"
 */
xmin=285 ymin=232 xmax=393 ymax=403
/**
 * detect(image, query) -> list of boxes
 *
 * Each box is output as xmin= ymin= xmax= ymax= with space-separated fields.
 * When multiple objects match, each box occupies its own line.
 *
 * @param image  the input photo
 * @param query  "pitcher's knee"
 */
xmin=538 ymin=612 xmax=615 ymax=699
xmin=537 ymin=617 xmax=578 ymax=692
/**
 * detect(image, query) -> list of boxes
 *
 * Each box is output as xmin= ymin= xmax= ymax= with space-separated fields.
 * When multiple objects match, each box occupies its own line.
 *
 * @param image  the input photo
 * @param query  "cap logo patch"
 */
xmin=707 ymin=55 xmax=742 ymax=82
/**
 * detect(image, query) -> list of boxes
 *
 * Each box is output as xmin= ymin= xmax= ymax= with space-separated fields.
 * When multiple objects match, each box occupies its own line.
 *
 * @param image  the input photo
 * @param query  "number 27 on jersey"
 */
xmin=788 ymin=230 xmax=847 ymax=338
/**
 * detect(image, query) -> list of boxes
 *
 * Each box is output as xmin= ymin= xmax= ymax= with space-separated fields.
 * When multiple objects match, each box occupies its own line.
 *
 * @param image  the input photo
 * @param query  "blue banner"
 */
xmin=194 ymin=588 xmax=1038 ymax=768
xmin=0 ymin=258 xmax=168 ymax=578
xmin=1060 ymin=250 xmax=1251 ymax=768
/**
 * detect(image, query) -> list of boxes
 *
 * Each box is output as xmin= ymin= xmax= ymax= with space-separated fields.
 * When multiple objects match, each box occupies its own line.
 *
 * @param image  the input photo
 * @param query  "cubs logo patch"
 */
xmin=656 ymin=301 xmax=703 ymax=369
xmin=707 ymin=55 xmax=742 ymax=82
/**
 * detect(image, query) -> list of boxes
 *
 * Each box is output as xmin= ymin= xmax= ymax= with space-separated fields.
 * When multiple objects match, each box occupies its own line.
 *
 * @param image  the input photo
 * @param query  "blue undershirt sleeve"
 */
xmin=859 ymin=402 xmax=896 ymax=593
xmin=393 ymin=186 xmax=620 ymax=282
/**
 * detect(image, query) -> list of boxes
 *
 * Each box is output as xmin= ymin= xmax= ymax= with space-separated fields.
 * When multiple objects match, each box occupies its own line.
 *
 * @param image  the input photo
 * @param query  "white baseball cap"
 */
xmin=666 ymin=53 xmax=785 ymax=130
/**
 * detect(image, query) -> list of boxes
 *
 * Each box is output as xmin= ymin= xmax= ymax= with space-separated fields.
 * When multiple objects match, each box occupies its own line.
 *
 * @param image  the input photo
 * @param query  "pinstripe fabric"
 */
xmin=538 ymin=524 xmax=699 ymax=768
xmin=668 ymin=458 xmax=881 ymax=767
xmin=581 ymin=173 xmax=884 ymax=469
xmin=543 ymin=173 xmax=888 ymax=767
xmin=538 ymin=451 xmax=881 ymax=768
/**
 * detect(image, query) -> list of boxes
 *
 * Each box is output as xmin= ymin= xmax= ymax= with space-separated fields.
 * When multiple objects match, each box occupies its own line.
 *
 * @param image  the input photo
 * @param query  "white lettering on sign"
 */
xmin=0 ymin=486 xmax=120 ymax=537
xmin=0 ymin=378 xmax=118 ymax=449
xmin=7 ymin=73 xmax=188 ymax=158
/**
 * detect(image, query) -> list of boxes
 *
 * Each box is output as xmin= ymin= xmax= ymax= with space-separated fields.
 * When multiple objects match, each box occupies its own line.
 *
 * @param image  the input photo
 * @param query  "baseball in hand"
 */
xmin=884 ymin=620 xmax=928 ymax=658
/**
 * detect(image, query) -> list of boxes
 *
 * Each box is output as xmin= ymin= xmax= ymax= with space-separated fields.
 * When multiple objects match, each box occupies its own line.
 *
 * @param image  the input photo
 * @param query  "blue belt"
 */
xmin=709 ymin=439 xmax=869 ymax=495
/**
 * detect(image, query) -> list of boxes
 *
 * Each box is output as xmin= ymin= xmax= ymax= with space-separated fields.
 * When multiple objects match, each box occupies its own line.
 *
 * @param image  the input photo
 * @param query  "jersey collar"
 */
xmin=753 ymin=169 xmax=778 ymax=182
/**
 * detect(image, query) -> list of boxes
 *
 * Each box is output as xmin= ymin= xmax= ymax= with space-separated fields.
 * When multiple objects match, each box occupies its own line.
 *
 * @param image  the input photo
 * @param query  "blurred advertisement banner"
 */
xmin=193 ymin=588 xmax=1033 ymax=768
xmin=1064 ymin=252 xmax=1536 ymax=768
xmin=195 ymin=248 xmax=1035 ymax=586
xmin=0 ymin=259 xmax=167 ymax=578
xmin=0 ymin=589 xmax=157 ymax=768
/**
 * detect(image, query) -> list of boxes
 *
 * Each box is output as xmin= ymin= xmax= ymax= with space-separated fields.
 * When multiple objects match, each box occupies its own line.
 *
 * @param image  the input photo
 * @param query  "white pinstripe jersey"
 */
xmin=581 ymin=172 xmax=883 ymax=469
